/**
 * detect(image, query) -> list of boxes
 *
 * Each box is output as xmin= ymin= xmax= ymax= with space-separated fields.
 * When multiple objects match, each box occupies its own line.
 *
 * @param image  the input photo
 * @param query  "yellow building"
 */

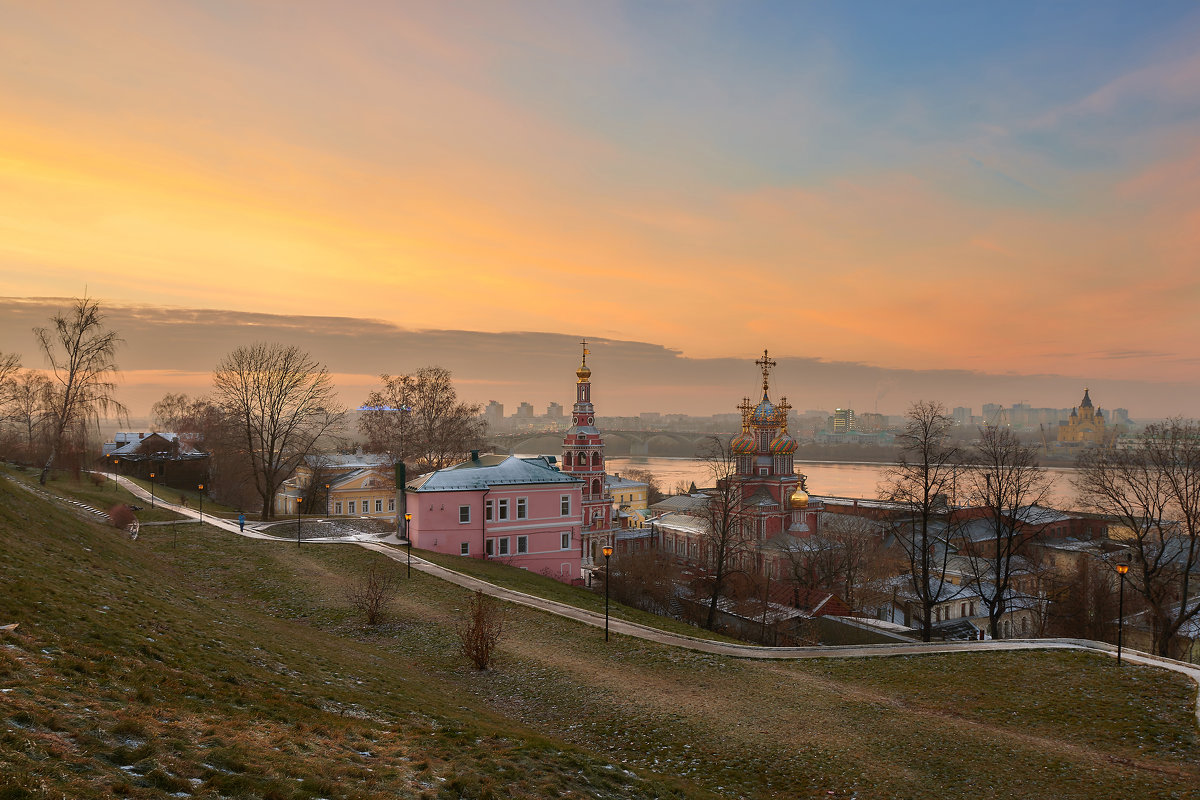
xmin=605 ymin=473 xmax=649 ymax=528
xmin=1057 ymin=388 xmax=1107 ymax=446
xmin=273 ymin=453 xmax=398 ymax=519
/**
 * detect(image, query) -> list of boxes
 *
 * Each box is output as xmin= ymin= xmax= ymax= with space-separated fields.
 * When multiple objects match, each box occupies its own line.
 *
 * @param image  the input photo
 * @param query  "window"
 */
xmin=517 ymin=535 xmax=528 ymax=554
xmin=486 ymin=500 xmax=493 ymax=521
xmin=375 ymin=499 xmax=383 ymax=513
xmin=388 ymin=498 xmax=395 ymax=512
xmin=459 ymin=505 xmax=471 ymax=524
xmin=561 ymin=495 xmax=571 ymax=516
xmin=516 ymin=498 xmax=527 ymax=519
xmin=486 ymin=539 xmax=494 ymax=556
xmin=561 ymin=531 xmax=570 ymax=550
xmin=498 ymin=537 xmax=510 ymax=556
xmin=460 ymin=542 xmax=470 ymax=556
xmin=334 ymin=501 xmax=342 ymax=514
xmin=348 ymin=501 xmax=356 ymax=514
xmin=497 ymin=499 xmax=509 ymax=520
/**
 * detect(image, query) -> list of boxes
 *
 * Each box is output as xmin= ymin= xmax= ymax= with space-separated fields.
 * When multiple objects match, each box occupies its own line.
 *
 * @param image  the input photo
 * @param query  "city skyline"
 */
xmin=3 ymin=3 xmax=1199 ymax=417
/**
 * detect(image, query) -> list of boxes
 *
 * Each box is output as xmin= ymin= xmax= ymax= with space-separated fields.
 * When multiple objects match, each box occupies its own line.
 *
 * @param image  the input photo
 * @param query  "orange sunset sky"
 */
xmin=2 ymin=2 xmax=1199 ymax=418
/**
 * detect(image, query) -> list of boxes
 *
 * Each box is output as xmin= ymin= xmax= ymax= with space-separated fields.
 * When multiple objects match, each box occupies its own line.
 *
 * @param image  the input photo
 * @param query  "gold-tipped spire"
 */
xmin=755 ymin=349 xmax=776 ymax=398
xmin=576 ymin=338 xmax=592 ymax=382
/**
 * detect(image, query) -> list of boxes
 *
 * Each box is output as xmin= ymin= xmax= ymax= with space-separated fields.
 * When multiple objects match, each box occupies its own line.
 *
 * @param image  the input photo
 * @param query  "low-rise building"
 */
xmin=406 ymin=453 xmax=583 ymax=582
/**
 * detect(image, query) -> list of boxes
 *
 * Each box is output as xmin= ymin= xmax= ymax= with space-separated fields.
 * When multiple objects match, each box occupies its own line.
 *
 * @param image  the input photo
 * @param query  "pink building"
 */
xmin=405 ymin=453 xmax=584 ymax=583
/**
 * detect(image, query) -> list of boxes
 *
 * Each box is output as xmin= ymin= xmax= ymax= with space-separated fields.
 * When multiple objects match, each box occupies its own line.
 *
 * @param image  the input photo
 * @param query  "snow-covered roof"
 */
xmin=407 ymin=454 xmax=582 ymax=492
xmin=305 ymin=453 xmax=393 ymax=469
xmin=605 ymin=474 xmax=648 ymax=490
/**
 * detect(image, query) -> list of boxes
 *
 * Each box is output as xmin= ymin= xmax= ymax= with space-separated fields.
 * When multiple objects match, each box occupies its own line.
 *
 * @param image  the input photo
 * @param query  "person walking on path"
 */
xmin=238 ymin=513 xmax=245 ymax=532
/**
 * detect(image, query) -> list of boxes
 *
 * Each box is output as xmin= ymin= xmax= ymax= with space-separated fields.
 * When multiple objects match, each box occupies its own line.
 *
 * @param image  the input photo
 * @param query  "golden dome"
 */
xmin=576 ymin=362 xmax=591 ymax=382
xmin=789 ymin=488 xmax=809 ymax=509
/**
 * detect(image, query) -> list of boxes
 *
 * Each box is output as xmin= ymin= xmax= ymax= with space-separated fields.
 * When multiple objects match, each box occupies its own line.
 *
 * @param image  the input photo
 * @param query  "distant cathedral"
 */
xmin=1057 ymin=388 xmax=1107 ymax=446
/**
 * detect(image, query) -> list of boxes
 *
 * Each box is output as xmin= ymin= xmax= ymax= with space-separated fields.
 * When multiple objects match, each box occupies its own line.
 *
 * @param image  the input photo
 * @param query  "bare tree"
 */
xmin=0 ymin=352 xmax=19 ymax=404
xmin=962 ymin=425 xmax=1053 ymax=638
xmin=346 ymin=566 xmax=398 ymax=625
xmin=696 ymin=435 xmax=753 ymax=630
xmin=4 ymin=370 xmax=52 ymax=462
xmin=880 ymin=401 xmax=962 ymax=641
xmin=359 ymin=366 xmax=485 ymax=473
xmin=623 ymin=467 xmax=665 ymax=505
xmin=1075 ymin=419 xmax=1200 ymax=657
xmin=457 ymin=590 xmax=504 ymax=670
xmin=35 ymin=297 xmax=126 ymax=484
xmin=213 ymin=344 xmax=345 ymax=520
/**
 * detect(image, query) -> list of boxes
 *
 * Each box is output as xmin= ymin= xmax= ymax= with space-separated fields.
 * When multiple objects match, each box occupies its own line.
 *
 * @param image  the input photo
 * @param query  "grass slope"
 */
xmin=1 ymin=476 xmax=1197 ymax=799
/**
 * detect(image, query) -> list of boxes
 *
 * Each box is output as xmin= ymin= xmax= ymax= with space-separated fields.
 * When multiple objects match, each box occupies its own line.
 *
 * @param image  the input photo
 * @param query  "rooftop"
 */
xmin=408 ymin=454 xmax=582 ymax=492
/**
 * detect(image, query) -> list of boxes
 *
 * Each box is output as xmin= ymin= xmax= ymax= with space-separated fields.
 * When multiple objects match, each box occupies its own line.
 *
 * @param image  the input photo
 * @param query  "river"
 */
xmin=605 ymin=456 xmax=1081 ymax=507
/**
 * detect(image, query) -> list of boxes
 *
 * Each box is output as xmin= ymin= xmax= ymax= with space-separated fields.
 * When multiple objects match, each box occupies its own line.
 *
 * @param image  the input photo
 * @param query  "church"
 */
xmin=1057 ymin=388 xmax=1107 ymax=446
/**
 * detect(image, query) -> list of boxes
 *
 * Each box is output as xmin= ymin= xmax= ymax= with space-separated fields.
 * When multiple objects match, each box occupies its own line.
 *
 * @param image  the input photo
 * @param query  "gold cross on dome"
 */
xmin=738 ymin=397 xmax=754 ymax=418
xmin=755 ymin=349 xmax=776 ymax=395
xmin=580 ymin=338 xmax=589 ymax=363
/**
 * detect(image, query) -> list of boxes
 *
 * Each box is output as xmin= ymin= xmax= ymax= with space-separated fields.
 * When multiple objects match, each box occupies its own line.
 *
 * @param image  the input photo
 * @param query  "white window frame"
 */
xmin=561 ymin=531 xmax=571 ymax=550
xmin=375 ymin=499 xmax=383 ymax=513
xmin=348 ymin=500 xmax=356 ymax=514
xmin=388 ymin=498 xmax=395 ymax=512
xmin=459 ymin=505 xmax=471 ymax=524
xmin=334 ymin=501 xmax=342 ymax=514
xmin=498 ymin=499 xmax=509 ymax=521
xmin=517 ymin=535 xmax=528 ymax=554
xmin=486 ymin=539 xmax=494 ymax=556
xmin=460 ymin=542 xmax=470 ymax=556
xmin=486 ymin=500 xmax=493 ymax=521
xmin=561 ymin=495 xmax=570 ymax=516
xmin=516 ymin=497 xmax=528 ymax=519
xmin=498 ymin=537 xmax=510 ymax=556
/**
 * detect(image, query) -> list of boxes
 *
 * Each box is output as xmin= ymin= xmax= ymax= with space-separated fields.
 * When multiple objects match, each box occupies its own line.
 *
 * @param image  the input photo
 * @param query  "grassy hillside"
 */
xmin=1 ymin=474 xmax=1198 ymax=799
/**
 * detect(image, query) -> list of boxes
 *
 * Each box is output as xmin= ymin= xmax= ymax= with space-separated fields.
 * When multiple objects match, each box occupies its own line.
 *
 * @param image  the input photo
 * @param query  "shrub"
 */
xmin=346 ymin=566 xmax=399 ymax=626
xmin=456 ymin=590 xmax=503 ymax=670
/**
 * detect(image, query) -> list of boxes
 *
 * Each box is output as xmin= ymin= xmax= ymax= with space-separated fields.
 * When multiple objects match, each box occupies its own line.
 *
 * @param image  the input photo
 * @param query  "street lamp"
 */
xmin=296 ymin=495 xmax=303 ymax=548
xmin=602 ymin=544 xmax=614 ymax=642
xmin=197 ymin=484 xmax=204 ymax=523
xmin=404 ymin=512 xmax=412 ymax=578
xmin=149 ymin=472 xmax=156 ymax=509
xmin=112 ymin=458 xmax=120 ymax=491
xmin=1115 ymin=563 xmax=1130 ymax=666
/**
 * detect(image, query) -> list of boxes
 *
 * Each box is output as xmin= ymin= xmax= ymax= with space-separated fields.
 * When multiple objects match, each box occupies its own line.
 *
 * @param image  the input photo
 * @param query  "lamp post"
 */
xmin=296 ymin=495 xmax=303 ymax=548
xmin=149 ymin=472 xmax=156 ymax=509
xmin=1115 ymin=563 xmax=1130 ymax=666
xmin=324 ymin=483 xmax=330 ymax=516
xmin=197 ymin=484 xmax=204 ymax=523
xmin=112 ymin=458 xmax=120 ymax=491
xmin=404 ymin=512 xmax=412 ymax=578
xmin=602 ymin=544 xmax=614 ymax=642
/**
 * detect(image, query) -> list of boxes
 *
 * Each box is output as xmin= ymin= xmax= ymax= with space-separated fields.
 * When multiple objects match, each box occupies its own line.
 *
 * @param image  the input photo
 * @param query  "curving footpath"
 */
xmin=107 ymin=474 xmax=1200 ymax=724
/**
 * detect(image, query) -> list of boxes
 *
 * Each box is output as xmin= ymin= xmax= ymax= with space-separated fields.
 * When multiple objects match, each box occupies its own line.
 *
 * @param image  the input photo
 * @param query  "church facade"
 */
xmin=1057 ymin=388 xmax=1107 ymax=446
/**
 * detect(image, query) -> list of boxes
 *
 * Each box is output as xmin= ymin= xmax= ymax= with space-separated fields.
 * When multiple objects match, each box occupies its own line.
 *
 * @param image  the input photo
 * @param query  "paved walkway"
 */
xmin=97 ymin=474 xmax=1200 ymax=723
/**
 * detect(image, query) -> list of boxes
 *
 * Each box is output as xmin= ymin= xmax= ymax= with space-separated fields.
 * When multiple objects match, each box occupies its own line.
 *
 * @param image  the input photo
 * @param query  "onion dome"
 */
xmin=770 ymin=433 xmax=798 ymax=455
xmin=789 ymin=488 xmax=809 ymax=509
xmin=730 ymin=431 xmax=756 ymax=454
xmin=751 ymin=398 xmax=779 ymax=426
xmin=576 ymin=361 xmax=591 ymax=382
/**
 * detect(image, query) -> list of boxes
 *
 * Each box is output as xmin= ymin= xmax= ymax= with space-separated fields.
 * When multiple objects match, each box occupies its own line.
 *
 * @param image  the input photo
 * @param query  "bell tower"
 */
xmin=561 ymin=340 xmax=612 ymax=566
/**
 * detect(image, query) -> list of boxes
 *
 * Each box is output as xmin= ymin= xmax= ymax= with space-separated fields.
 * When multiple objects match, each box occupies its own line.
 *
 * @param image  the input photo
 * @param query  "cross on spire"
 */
xmin=738 ymin=396 xmax=754 ymax=429
xmin=777 ymin=396 xmax=792 ymax=433
xmin=755 ymin=349 xmax=776 ymax=397
xmin=580 ymin=338 xmax=590 ymax=364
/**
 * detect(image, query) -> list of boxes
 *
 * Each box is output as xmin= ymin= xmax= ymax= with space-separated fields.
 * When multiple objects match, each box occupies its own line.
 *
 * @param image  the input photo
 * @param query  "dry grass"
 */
xmin=1 ymin=471 xmax=1197 ymax=799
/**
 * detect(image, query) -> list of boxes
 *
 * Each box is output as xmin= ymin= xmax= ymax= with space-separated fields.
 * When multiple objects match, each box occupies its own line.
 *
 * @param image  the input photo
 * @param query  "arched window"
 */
xmin=591 ymin=452 xmax=601 ymax=467
xmin=592 ymin=478 xmax=601 ymax=495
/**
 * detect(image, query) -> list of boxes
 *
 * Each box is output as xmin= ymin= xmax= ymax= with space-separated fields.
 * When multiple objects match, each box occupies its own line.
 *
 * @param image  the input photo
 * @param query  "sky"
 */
xmin=2 ymin=2 xmax=1199 ymax=418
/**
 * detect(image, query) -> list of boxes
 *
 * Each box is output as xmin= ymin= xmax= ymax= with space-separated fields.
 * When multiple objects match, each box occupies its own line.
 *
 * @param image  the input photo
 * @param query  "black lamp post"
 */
xmin=112 ymin=458 xmax=120 ymax=491
xmin=603 ymin=544 xmax=614 ymax=641
xmin=197 ymin=484 xmax=204 ymax=523
xmin=296 ymin=496 xmax=303 ymax=548
xmin=404 ymin=512 xmax=412 ymax=578
xmin=1116 ymin=563 xmax=1130 ymax=666
xmin=149 ymin=472 xmax=156 ymax=509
